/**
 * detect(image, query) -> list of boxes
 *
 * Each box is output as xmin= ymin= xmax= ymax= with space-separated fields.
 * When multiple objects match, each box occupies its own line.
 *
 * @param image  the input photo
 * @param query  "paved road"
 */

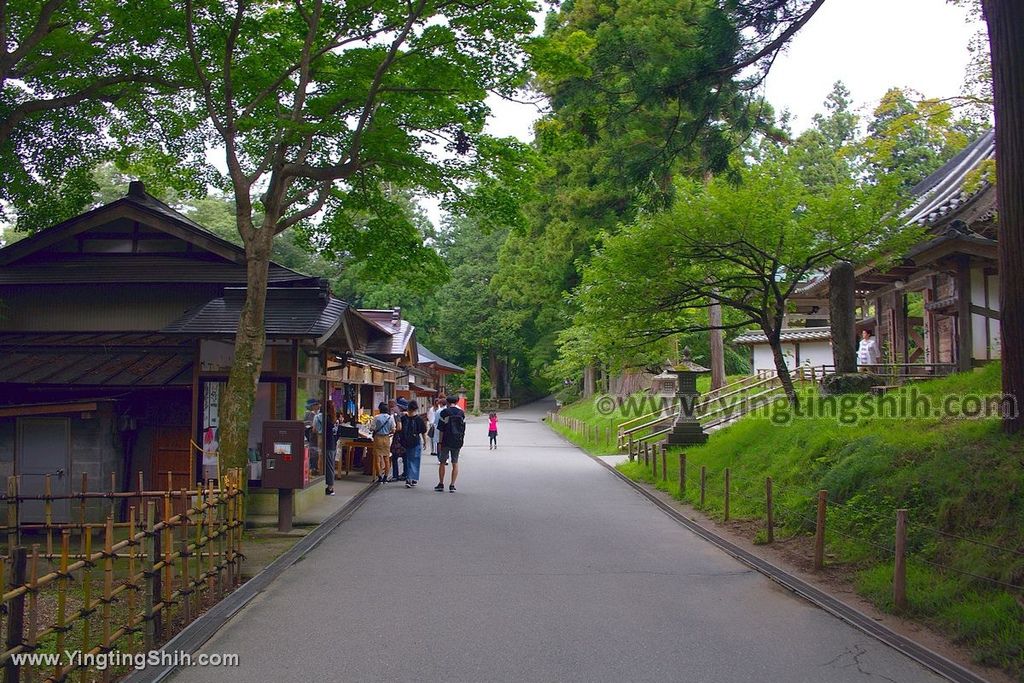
xmin=173 ymin=400 xmax=944 ymax=683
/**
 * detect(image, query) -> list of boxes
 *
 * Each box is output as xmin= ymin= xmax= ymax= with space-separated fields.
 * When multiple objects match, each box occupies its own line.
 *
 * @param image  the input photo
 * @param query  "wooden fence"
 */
xmin=0 ymin=469 xmax=245 ymax=682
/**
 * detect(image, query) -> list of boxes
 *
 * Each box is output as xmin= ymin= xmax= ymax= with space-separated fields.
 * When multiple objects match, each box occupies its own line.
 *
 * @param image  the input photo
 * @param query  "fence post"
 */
xmin=102 ymin=516 xmax=114 ymax=680
xmin=894 ymin=509 xmax=908 ymax=610
xmin=6 ymin=476 xmax=18 ymax=557
xmin=700 ymin=466 xmax=706 ymax=507
xmin=652 ymin=445 xmax=658 ymax=479
xmin=814 ymin=489 xmax=827 ymax=570
xmin=678 ymin=453 xmax=686 ymax=498
xmin=56 ymin=531 xmax=69 ymax=680
xmin=145 ymin=500 xmax=162 ymax=648
xmin=660 ymin=445 xmax=667 ymax=483
xmin=724 ymin=468 xmax=731 ymax=521
xmin=5 ymin=546 xmax=26 ymax=683
xmin=765 ymin=477 xmax=774 ymax=543
xmin=628 ymin=434 xmax=634 ymax=461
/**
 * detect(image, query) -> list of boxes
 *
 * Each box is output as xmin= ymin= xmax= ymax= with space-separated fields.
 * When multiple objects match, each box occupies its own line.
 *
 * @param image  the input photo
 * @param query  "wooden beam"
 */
xmin=0 ymin=402 xmax=98 ymax=418
xmin=955 ymin=257 xmax=973 ymax=373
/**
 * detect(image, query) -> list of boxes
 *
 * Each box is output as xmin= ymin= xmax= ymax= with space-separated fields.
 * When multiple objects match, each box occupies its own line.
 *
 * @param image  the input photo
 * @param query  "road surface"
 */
xmin=172 ymin=400 xmax=944 ymax=683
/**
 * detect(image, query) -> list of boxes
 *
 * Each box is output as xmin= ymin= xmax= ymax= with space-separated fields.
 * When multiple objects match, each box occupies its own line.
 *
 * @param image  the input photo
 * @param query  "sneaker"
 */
xmin=325 ymin=487 xmax=335 ymax=496
xmin=406 ymin=481 xmax=414 ymax=488
xmin=434 ymin=483 xmax=445 ymax=492
xmin=449 ymin=484 xmax=456 ymax=493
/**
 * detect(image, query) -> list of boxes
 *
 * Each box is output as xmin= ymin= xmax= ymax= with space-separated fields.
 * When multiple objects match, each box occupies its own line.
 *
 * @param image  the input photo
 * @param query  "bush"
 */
xmin=819 ymin=372 xmax=885 ymax=395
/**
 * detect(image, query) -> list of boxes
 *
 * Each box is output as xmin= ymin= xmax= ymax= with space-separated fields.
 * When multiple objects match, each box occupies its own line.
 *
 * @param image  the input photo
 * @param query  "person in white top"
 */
xmin=857 ymin=329 xmax=880 ymax=368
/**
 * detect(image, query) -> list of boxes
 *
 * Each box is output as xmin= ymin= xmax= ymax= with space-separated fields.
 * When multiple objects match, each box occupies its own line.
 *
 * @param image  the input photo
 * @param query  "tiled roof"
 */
xmin=358 ymin=309 xmax=416 ymax=357
xmin=416 ymin=343 xmax=465 ymax=373
xmin=732 ymin=328 xmax=833 ymax=345
xmin=903 ymin=129 xmax=995 ymax=228
xmin=162 ymin=287 xmax=347 ymax=339
xmin=0 ymin=333 xmax=193 ymax=386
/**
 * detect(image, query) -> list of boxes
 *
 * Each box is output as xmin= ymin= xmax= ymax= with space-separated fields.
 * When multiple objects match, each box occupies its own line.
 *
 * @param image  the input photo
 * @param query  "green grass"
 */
xmin=554 ymin=363 xmax=1024 ymax=676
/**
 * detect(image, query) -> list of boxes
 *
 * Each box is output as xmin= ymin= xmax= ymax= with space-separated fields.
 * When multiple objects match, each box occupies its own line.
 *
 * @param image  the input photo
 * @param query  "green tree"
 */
xmin=574 ymin=143 xmax=911 ymax=405
xmin=164 ymin=0 xmax=536 ymax=467
xmin=1 ymin=0 xmax=187 ymax=229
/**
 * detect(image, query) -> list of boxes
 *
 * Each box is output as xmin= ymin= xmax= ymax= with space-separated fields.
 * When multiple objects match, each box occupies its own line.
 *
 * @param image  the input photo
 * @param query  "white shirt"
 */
xmin=857 ymin=338 xmax=879 ymax=365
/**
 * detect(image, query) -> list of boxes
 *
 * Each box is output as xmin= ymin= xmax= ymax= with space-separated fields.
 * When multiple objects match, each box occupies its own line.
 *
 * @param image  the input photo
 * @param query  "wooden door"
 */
xmin=152 ymin=426 xmax=192 ymax=492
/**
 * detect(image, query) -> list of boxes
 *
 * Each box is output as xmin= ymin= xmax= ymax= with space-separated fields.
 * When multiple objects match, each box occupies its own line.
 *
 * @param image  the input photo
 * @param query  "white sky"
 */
xmin=427 ymin=0 xmax=985 ymax=226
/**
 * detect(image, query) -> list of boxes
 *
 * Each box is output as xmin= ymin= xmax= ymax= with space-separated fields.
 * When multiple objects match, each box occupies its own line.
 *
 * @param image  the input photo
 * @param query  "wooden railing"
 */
xmin=0 ymin=469 xmax=245 ymax=682
xmin=816 ymin=363 xmax=957 ymax=384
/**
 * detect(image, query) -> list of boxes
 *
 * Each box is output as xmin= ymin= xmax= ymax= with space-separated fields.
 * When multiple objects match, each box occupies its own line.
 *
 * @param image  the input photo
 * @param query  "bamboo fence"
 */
xmin=0 ymin=468 xmax=245 ymax=682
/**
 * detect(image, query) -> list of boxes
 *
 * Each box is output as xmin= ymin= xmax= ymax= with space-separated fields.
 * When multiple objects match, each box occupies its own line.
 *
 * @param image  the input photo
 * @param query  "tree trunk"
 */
xmin=217 ymin=232 xmax=272 ymax=470
xmin=583 ymin=364 xmax=596 ymax=398
xmin=765 ymin=321 xmax=799 ymax=407
xmin=473 ymin=347 xmax=482 ymax=415
xmin=503 ymin=355 xmax=512 ymax=397
xmin=709 ymin=298 xmax=726 ymax=390
xmin=488 ymin=348 xmax=499 ymax=399
xmin=829 ymin=261 xmax=858 ymax=374
xmin=983 ymin=0 xmax=1024 ymax=433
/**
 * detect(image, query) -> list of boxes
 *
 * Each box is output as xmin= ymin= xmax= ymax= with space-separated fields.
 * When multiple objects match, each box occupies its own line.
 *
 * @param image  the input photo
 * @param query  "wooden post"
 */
xmin=7 ymin=476 xmax=18 ymax=557
xmin=102 ymin=517 xmax=113 ymax=681
xmin=79 ymin=473 xmax=88 ymax=559
xmin=700 ymin=466 xmax=706 ymax=507
xmin=180 ymin=491 xmax=192 ymax=626
xmin=660 ymin=445 xmax=667 ymax=483
xmin=81 ymin=524 xmax=93 ymax=676
xmin=26 ymin=545 xmax=38 ymax=681
xmin=814 ymin=489 xmax=827 ymax=570
xmin=678 ymin=453 xmax=686 ymax=498
xmin=765 ymin=477 xmax=774 ymax=543
xmin=724 ymin=468 xmax=731 ymax=521
xmin=56 ymin=531 xmax=69 ymax=680
xmin=652 ymin=445 xmax=658 ymax=478
xmin=161 ymin=492 xmax=172 ymax=632
xmin=144 ymin=501 xmax=160 ymax=649
xmin=44 ymin=475 xmax=53 ymax=559
xmin=628 ymin=434 xmax=634 ymax=461
xmin=894 ymin=509 xmax=908 ymax=610
xmin=5 ymin=546 xmax=26 ymax=683
xmin=127 ymin=506 xmax=138 ymax=647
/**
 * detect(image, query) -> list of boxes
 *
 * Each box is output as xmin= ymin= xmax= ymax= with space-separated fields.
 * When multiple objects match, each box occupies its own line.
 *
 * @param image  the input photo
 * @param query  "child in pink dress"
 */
xmin=488 ymin=412 xmax=498 ymax=450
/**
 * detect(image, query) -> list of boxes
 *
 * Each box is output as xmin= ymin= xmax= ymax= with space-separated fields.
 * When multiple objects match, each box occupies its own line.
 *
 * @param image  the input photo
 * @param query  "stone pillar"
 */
xmin=829 ymin=262 xmax=857 ymax=373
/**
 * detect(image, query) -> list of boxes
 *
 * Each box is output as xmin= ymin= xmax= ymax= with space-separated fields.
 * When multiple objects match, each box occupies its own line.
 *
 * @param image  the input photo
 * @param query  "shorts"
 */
xmin=438 ymin=444 xmax=462 ymax=464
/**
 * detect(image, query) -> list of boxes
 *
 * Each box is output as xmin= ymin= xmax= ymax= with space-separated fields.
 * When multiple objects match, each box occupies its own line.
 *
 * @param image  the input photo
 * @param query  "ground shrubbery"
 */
xmin=556 ymin=363 xmax=1024 ymax=676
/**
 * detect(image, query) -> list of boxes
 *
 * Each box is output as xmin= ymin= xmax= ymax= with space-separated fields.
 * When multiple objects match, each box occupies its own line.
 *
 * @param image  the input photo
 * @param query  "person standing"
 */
xmin=391 ymin=397 xmax=409 ymax=481
xmin=435 ymin=394 xmax=466 ymax=493
xmin=314 ymin=401 xmax=338 ymax=495
xmin=401 ymin=400 xmax=427 ymax=488
xmin=488 ymin=412 xmax=498 ymax=450
xmin=370 ymin=402 xmax=396 ymax=484
xmin=857 ymin=329 xmax=880 ymax=369
xmin=428 ymin=397 xmax=443 ymax=456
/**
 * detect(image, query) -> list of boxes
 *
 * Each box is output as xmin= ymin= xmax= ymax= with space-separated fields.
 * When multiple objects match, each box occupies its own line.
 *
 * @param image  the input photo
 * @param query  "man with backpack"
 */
xmin=435 ymin=394 xmax=466 ymax=493
xmin=401 ymin=400 xmax=427 ymax=488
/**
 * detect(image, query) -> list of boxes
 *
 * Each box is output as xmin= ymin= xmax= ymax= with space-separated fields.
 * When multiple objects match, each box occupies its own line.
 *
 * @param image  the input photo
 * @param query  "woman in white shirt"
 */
xmin=857 ymin=329 xmax=880 ymax=368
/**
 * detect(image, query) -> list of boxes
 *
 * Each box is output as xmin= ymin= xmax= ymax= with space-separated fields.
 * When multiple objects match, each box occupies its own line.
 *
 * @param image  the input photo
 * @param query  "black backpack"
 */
xmin=401 ymin=414 xmax=422 ymax=448
xmin=444 ymin=408 xmax=466 ymax=445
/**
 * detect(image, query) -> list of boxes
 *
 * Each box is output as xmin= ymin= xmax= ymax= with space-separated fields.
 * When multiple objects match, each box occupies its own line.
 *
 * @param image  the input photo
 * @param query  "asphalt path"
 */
xmin=172 ymin=400 xmax=945 ymax=683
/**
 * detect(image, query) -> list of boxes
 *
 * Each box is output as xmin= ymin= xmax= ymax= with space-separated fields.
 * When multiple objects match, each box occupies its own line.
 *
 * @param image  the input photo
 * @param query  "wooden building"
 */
xmin=730 ymin=130 xmax=998 ymax=377
xmin=0 ymin=182 xmax=395 ymax=519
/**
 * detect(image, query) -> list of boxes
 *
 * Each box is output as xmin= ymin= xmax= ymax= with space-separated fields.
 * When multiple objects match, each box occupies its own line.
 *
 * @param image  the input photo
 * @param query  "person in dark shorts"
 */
xmin=435 ymin=394 xmax=466 ymax=492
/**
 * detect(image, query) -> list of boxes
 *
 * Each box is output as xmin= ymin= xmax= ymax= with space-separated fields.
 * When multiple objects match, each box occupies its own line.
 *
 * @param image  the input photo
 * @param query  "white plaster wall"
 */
xmin=800 ymin=341 xmax=835 ymax=368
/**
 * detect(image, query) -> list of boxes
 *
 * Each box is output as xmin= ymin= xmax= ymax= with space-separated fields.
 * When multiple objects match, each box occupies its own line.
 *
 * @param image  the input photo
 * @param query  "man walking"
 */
xmin=370 ymin=402 xmax=396 ymax=484
xmin=435 ymin=394 xmax=466 ymax=493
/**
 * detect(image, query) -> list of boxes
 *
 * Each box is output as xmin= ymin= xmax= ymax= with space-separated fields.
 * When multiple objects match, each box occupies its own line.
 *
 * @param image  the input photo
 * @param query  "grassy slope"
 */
xmin=554 ymin=364 xmax=1024 ymax=675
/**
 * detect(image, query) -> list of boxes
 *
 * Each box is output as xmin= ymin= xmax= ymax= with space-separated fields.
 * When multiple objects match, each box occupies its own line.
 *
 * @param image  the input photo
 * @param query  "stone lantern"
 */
xmin=666 ymin=348 xmax=710 ymax=445
xmin=651 ymin=361 xmax=678 ymax=398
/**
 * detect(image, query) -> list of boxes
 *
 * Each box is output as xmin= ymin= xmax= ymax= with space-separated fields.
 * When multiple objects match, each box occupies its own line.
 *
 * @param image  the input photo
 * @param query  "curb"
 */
xmin=547 ymin=420 xmax=989 ymax=683
xmin=122 ymin=480 xmax=379 ymax=683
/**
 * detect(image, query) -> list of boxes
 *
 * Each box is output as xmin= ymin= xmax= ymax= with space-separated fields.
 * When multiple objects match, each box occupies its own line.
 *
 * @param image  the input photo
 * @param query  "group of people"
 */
xmin=368 ymin=395 xmax=468 ymax=492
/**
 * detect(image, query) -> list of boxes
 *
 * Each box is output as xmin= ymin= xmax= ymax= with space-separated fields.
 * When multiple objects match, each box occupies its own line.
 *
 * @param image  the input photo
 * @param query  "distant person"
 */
xmin=857 ymin=329 xmax=880 ymax=368
xmin=391 ymin=397 xmax=409 ymax=481
xmin=401 ymin=400 xmax=428 ymax=488
xmin=488 ymin=412 xmax=498 ymax=450
xmin=435 ymin=394 xmax=466 ymax=493
xmin=314 ymin=401 xmax=338 ymax=495
xmin=370 ymin=402 xmax=396 ymax=484
xmin=428 ymin=397 xmax=444 ymax=456
xmin=304 ymin=397 xmax=320 ymax=471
